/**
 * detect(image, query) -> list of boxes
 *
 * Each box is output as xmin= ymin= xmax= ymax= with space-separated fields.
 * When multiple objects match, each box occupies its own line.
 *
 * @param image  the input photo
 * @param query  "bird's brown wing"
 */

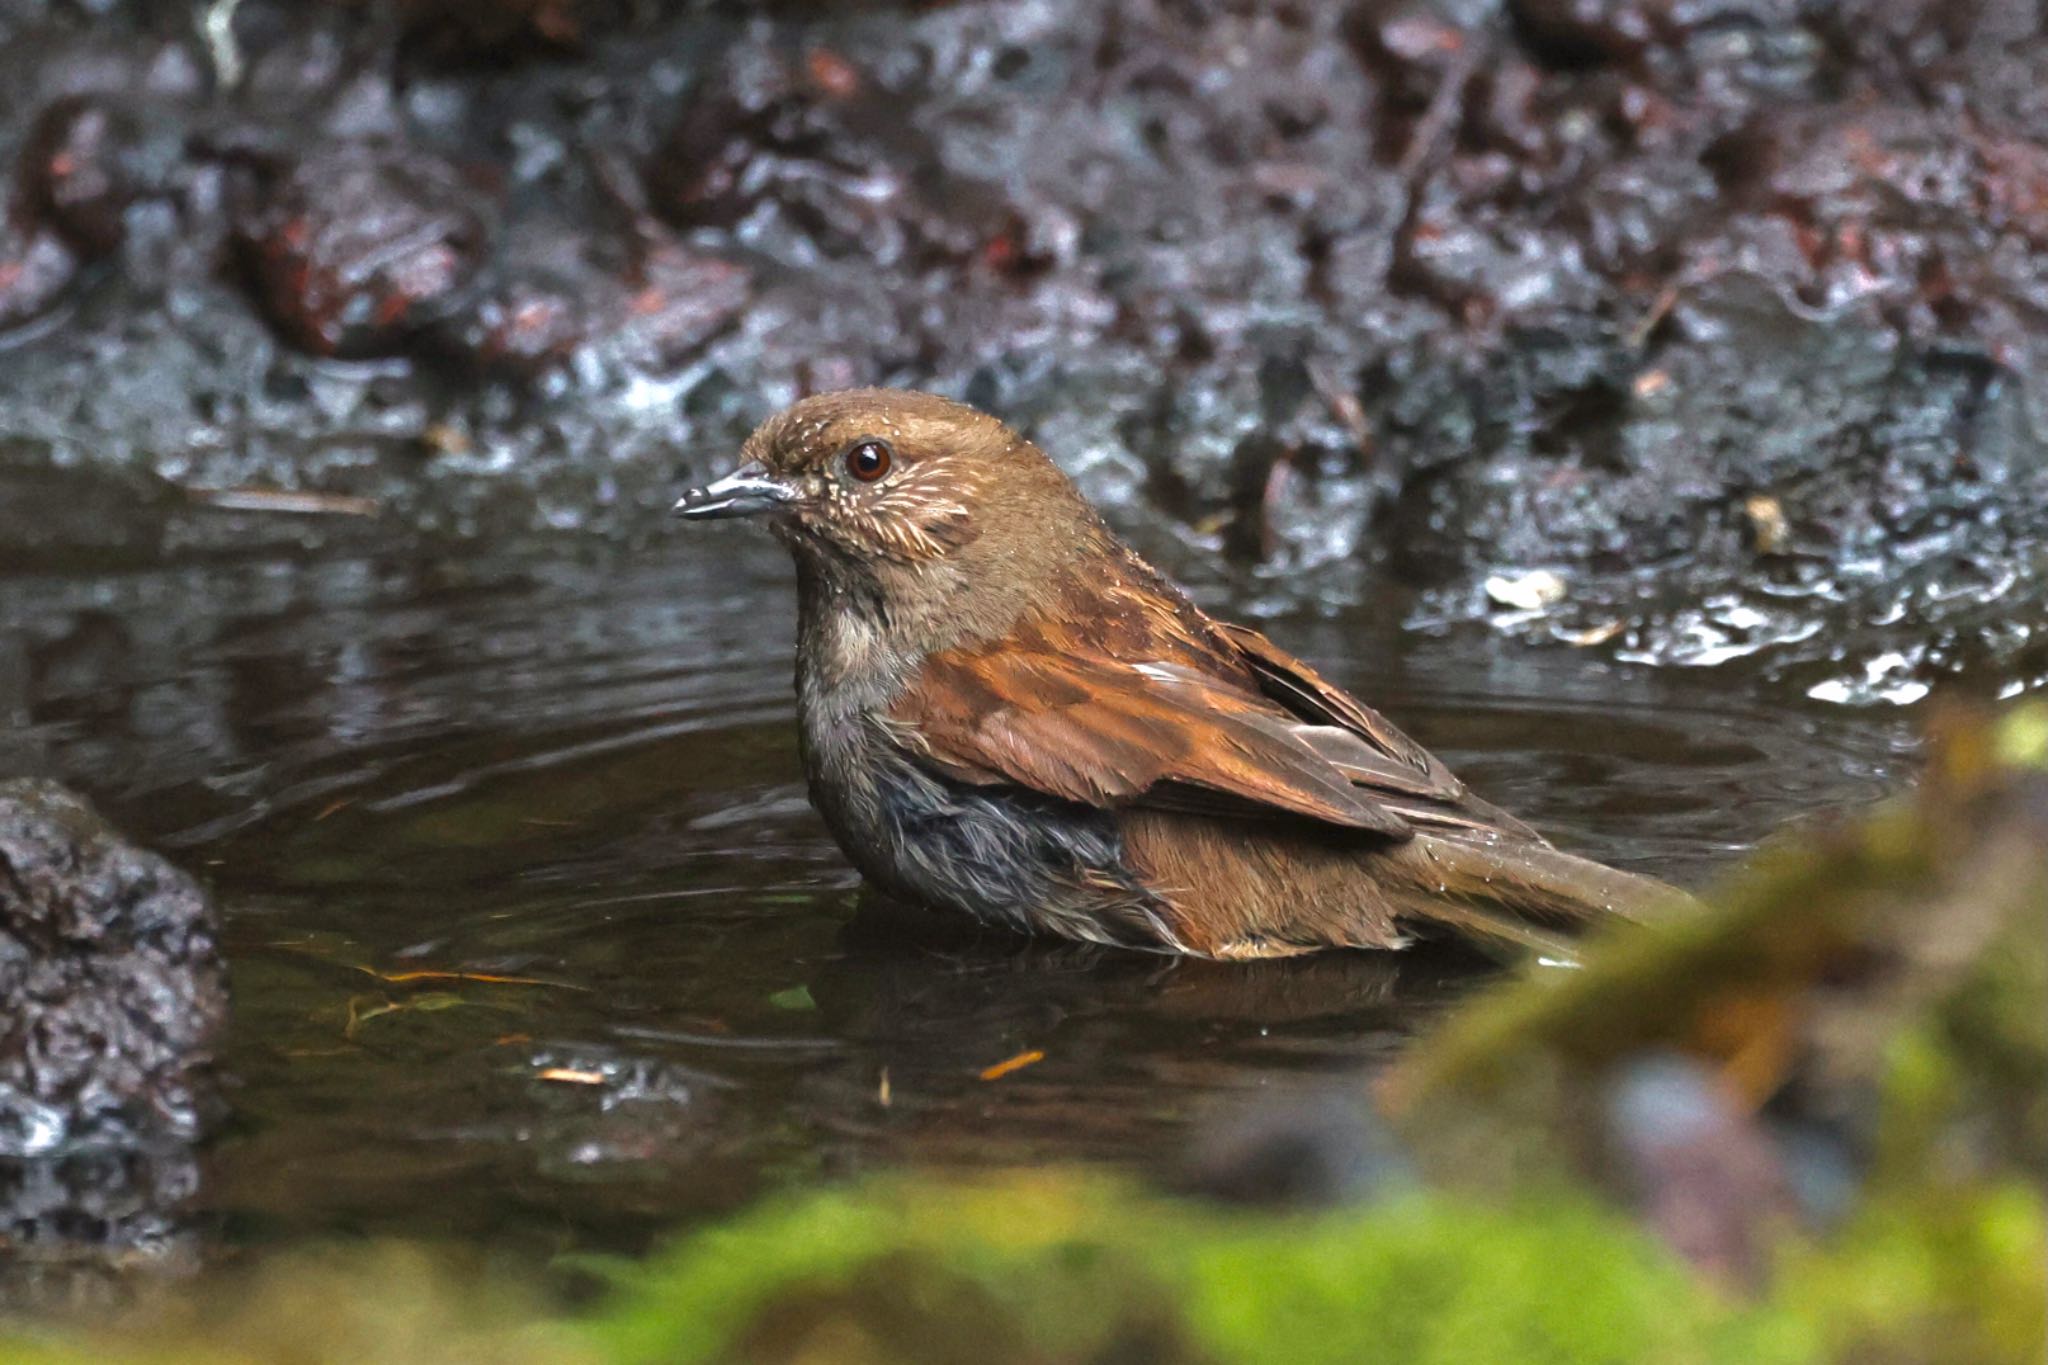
xmin=892 ymin=645 xmax=1414 ymax=838
xmin=1212 ymin=622 xmax=1542 ymax=842
xmin=893 ymin=631 xmax=1688 ymax=954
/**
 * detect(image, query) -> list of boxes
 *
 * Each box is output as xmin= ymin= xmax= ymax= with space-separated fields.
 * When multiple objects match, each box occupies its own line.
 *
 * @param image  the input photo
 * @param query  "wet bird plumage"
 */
xmin=676 ymin=388 xmax=1687 ymax=959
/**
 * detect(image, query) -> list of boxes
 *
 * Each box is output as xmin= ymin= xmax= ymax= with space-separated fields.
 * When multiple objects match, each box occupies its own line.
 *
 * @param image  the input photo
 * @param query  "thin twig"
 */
xmin=184 ymin=486 xmax=382 ymax=516
xmin=1398 ymin=32 xmax=1486 ymax=183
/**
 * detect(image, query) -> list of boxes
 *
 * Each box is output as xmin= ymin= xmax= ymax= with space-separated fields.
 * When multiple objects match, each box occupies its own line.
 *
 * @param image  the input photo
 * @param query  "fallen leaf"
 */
xmin=538 ymin=1067 xmax=606 ymax=1085
xmin=1562 ymin=620 xmax=1625 ymax=647
xmin=979 ymin=1049 xmax=1046 ymax=1081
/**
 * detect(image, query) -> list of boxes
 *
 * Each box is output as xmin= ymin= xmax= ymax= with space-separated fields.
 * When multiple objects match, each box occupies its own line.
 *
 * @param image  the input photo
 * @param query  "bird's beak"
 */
xmin=672 ymin=461 xmax=797 ymax=520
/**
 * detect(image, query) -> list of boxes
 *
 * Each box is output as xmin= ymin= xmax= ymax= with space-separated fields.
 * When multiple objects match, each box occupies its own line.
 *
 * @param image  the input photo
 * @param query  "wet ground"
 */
xmin=2 ymin=0 xmax=2045 ymax=708
xmin=0 ymin=507 xmax=1913 ymax=1277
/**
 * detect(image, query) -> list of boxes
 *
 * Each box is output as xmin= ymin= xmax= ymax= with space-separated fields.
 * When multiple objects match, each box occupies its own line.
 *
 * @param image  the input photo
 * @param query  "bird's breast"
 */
xmin=792 ymin=655 xmax=1184 ymax=947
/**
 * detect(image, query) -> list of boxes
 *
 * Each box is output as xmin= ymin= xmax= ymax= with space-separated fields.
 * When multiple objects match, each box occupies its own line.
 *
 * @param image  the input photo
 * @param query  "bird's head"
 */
xmin=676 ymin=389 xmax=1101 ymax=636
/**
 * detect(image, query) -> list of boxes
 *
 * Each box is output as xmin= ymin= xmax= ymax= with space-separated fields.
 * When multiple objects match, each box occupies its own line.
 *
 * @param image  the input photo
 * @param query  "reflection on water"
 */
xmin=0 ymin=530 xmax=1914 ymax=1265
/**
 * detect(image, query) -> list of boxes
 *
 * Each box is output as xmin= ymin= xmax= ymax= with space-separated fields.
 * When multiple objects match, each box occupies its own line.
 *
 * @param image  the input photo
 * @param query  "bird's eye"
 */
xmin=843 ymin=439 xmax=892 ymax=482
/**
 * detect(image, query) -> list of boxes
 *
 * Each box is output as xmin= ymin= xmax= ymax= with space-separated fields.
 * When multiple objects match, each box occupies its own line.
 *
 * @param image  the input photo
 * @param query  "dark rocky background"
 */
xmin=1 ymin=0 xmax=2043 ymax=703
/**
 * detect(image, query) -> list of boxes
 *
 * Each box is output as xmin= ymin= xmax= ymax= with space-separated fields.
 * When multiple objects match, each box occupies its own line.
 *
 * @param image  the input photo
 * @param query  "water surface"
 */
xmin=0 ymin=527 xmax=1914 ymax=1264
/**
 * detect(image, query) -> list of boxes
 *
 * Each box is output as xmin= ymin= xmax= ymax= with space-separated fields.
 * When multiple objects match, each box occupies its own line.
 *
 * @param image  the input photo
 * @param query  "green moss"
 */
xmin=1175 ymin=1195 xmax=1763 ymax=1365
xmin=0 ymin=1246 xmax=589 ymax=1365
xmin=8 ymin=1168 xmax=2038 ymax=1364
xmin=589 ymin=1174 xmax=1178 ymax=1363
xmin=591 ymin=1175 xmax=1779 ymax=1365
xmin=1774 ymin=1184 xmax=2047 ymax=1365
xmin=1929 ymin=903 xmax=2048 ymax=1174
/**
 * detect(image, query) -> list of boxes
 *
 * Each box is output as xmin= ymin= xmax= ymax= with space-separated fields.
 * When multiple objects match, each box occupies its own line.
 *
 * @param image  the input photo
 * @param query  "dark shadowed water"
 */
xmin=0 ymin=525 xmax=1915 ymax=1268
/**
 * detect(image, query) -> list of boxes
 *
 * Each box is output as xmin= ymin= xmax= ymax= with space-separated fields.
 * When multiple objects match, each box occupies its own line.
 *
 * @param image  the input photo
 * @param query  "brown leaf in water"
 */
xmin=537 ymin=1067 xmax=606 ymax=1085
xmin=979 ymin=1050 xmax=1046 ymax=1081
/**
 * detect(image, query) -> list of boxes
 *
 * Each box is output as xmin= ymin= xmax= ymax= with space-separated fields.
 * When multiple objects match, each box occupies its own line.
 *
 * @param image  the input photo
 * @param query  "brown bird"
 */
xmin=676 ymin=389 xmax=1687 ymax=960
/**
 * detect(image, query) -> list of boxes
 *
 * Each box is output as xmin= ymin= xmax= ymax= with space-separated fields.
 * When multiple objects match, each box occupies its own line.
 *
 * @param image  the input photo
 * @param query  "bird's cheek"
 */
xmin=776 ymin=510 xmax=852 ymax=558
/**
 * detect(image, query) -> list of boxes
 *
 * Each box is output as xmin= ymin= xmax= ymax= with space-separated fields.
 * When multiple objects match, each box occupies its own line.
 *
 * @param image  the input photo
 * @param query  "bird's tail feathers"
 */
xmin=1386 ymin=833 xmax=1692 ymax=963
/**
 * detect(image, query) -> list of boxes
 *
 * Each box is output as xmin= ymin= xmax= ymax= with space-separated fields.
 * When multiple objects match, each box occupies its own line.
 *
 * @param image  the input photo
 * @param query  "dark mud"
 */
xmin=0 ymin=0 xmax=2042 ymax=705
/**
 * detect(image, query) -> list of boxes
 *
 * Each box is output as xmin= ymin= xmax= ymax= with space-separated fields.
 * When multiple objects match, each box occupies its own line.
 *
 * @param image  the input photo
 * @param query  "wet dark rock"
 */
xmin=0 ymin=779 xmax=225 ymax=1156
xmin=455 ymin=264 xmax=605 ymax=380
xmin=0 ymin=1146 xmax=199 ymax=1265
xmin=444 ymin=218 xmax=620 ymax=380
xmin=0 ymin=28 xmax=204 ymax=124
xmin=0 ymin=210 xmax=77 ymax=333
xmin=1176 ymin=1088 xmax=1416 ymax=1209
xmin=0 ymin=0 xmax=2041 ymax=702
xmin=623 ymin=242 xmax=754 ymax=363
xmin=21 ymin=97 xmax=162 ymax=258
xmin=646 ymin=45 xmax=997 ymax=269
xmin=0 ymin=779 xmax=218 ymax=1284
xmin=392 ymin=0 xmax=628 ymax=60
xmin=1507 ymin=0 xmax=1657 ymax=63
xmin=1602 ymin=1053 xmax=1795 ymax=1287
xmin=434 ymin=190 xmax=752 ymax=384
xmin=234 ymin=142 xmax=494 ymax=359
